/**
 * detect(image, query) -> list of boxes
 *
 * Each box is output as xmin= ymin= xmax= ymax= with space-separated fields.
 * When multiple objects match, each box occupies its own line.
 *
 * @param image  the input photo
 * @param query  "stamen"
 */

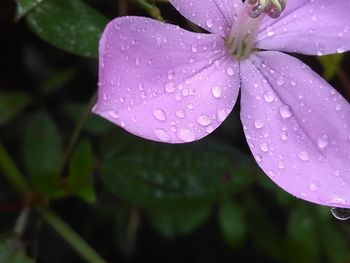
xmin=247 ymin=0 xmax=286 ymax=19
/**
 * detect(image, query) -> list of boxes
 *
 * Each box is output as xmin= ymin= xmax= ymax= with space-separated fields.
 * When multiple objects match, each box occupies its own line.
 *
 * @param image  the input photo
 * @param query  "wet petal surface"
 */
xmin=94 ymin=17 xmax=239 ymax=143
xmin=240 ymin=51 xmax=350 ymax=208
xmin=256 ymin=0 xmax=350 ymax=55
xmin=170 ymin=0 xmax=243 ymax=37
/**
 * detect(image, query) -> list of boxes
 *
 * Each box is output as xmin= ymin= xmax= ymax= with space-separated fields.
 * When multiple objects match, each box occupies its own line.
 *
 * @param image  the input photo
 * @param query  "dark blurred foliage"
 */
xmin=1 ymin=0 xmax=350 ymax=263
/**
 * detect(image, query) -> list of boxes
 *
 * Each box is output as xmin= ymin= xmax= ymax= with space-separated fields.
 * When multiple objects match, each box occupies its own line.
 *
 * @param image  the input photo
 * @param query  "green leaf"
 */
xmin=41 ymin=67 xmax=77 ymax=94
xmin=62 ymin=103 xmax=112 ymax=135
xmin=319 ymin=217 xmax=350 ymax=263
xmin=26 ymin=0 xmax=108 ymax=58
xmin=319 ymin=54 xmax=344 ymax=80
xmin=0 ymin=92 xmax=30 ymax=127
xmin=15 ymin=0 xmax=44 ymax=20
xmin=218 ymin=200 xmax=245 ymax=249
xmin=22 ymin=112 xmax=62 ymax=196
xmin=100 ymin=133 xmax=253 ymax=207
xmin=146 ymin=204 xmax=211 ymax=238
xmin=67 ymin=140 xmax=96 ymax=203
xmin=286 ymin=206 xmax=321 ymax=263
xmin=0 ymin=237 xmax=34 ymax=263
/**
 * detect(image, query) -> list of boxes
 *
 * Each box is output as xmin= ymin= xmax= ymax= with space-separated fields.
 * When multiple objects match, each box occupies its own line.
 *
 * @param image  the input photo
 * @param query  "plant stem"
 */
xmin=37 ymin=206 xmax=107 ymax=263
xmin=134 ymin=0 xmax=164 ymax=21
xmin=60 ymin=93 xmax=97 ymax=175
xmin=0 ymin=141 xmax=27 ymax=195
xmin=14 ymin=208 xmax=30 ymax=235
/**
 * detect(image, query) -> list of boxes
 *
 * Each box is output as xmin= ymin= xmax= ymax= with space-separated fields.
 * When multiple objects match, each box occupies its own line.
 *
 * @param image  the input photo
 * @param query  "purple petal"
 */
xmin=93 ymin=17 xmax=239 ymax=144
xmin=240 ymin=51 xmax=350 ymax=208
xmin=256 ymin=0 xmax=350 ymax=55
xmin=170 ymin=0 xmax=243 ymax=37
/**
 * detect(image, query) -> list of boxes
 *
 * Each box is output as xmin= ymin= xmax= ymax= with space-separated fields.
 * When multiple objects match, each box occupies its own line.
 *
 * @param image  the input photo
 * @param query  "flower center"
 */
xmin=225 ymin=0 xmax=286 ymax=59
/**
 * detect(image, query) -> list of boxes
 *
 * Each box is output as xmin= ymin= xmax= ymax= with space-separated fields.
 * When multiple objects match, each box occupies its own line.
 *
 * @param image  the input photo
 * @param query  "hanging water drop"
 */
xmin=330 ymin=208 xmax=350 ymax=221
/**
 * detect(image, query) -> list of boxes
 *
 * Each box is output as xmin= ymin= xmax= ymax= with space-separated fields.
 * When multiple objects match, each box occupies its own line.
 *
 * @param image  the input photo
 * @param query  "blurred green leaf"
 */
xmin=246 ymin=198 xmax=286 ymax=261
xmin=41 ymin=67 xmax=77 ymax=94
xmin=114 ymin=205 xmax=140 ymax=256
xmin=0 ymin=93 xmax=30 ymax=127
xmin=22 ymin=112 xmax=63 ymax=196
xmin=100 ymin=133 xmax=253 ymax=207
xmin=319 ymin=217 xmax=350 ymax=263
xmin=0 ymin=237 xmax=34 ymax=263
xmin=146 ymin=204 xmax=211 ymax=238
xmin=26 ymin=0 xmax=108 ymax=58
xmin=286 ymin=206 xmax=321 ymax=263
xmin=15 ymin=0 xmax=44 ymax=20
xmin=218 ymin=200 xmax=245 ymax=249
xmin=319 ymin=54 xmax=344 ymax=80
xmin=63 ymin=103 xmax=112 ymax=135
xmin=67 ymin=139 xmax=96 ymax=203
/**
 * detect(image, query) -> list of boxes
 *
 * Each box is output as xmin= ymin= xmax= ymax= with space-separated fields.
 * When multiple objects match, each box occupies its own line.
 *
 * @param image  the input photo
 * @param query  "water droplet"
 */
xmin=331 ymin=208 xmax=350 ymax=221
xmin=196 ymin=115 xmax=211 ymax=126
xmin=276 ymin=77 xmax=284 ymax=86
xmin=263 ymin=91 xmax=275 ymax=103
xmin=211 ymin=86 xmax=221 ymax=98
xmin=154 ymin=129 xmax=171 ymax=142
xmin=217 ymin=109 xmax=229 ymax=122
xmin=226 ymin=67 xmax=234 ymax=76
xmin=177 ymin=128 xmax=196 ymax=142
xmin=176 ymin=109 xmax=186 ymax=119
xmin=317 ymin=134 xmax=329 ymax=149
xmin=298 ymin=150 xmax=310 ymax=161
xmin=206 ymin=19 xmax=213 ymax=28
xmin=259 ymin=143 xmax=269 ymax=152
xmin=280 ymin=131 xmax=288 ymax=141
xmin=254 ymin=119 xmax=264 ymax=129
xmin=192 ymin=44 xmax=198 ymax=53
xmin=165 ymin=82 xmax=175 ymax=93
xmin=335 ymin=104 xmax=342 ymax=111
xmin=153 ymin=109 xmax=167 ymax=121
xmin=279 ymin=105 xmax=293 ymax=119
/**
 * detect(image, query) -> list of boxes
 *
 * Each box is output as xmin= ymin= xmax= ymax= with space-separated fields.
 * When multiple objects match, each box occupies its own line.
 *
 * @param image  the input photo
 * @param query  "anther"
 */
xmin=247 ymin=0 xmax=286 ymax=19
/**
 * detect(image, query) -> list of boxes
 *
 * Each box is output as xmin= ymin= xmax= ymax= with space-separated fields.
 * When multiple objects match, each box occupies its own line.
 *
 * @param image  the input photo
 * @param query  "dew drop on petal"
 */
xmin=254 ymin=119 xmax=264 ymax=129
xmin=177 ymin=128 xmax=196 ymax=142
xmin=165 ymin=82 xmax=175 ymax=93
xmin=153 ymin=109 xmax=167 ymax=121
xmin=153 ymin=129 xmax=171 ymax=142
xmin=317 ymin=134 xmax=329 ymax=149
xmin=263 ymin=91 xmax=275 ymax=103
xmin=196 ymin=115 xmax=211 ymax=126
xmin=176 ymin=109 xmax=186 ymax=119
xmin=217 ymin=109 xmax=229 ymax=122
xmin=280 ymin=131 xmax=288 ymax=141
xmin=226 ymin=67 xmax=234 ymax=76
xmin=298 ymin=150 xmax=310 ymax=161
xmin=259 ymin=143 xmax=269 ymax=152
xmin=211 ymin=86 xmax=222 ymax=98
xmin=206 ymin=19 xmax=213 ymax=28
xmin=279 ymin=105 xmax=293 ymax=119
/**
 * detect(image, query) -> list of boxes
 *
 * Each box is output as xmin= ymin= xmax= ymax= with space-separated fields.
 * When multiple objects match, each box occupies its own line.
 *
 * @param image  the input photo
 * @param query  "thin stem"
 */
xmin=134 ymin=0 xmax=164 ymax=21
xmin=60 ymin=93 xmax=97 ymax=175
xmin=14 ymin=208 xmax=30 ymax=235
xmin=37 ymin=206 xmax=107 ymax=263
xmin=0 ymin=141 xmax=28 ymax=195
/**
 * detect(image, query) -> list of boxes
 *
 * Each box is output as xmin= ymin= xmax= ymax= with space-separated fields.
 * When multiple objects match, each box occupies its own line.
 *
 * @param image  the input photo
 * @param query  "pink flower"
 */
xmin=93 ymin=0 xmax=350 ymax=208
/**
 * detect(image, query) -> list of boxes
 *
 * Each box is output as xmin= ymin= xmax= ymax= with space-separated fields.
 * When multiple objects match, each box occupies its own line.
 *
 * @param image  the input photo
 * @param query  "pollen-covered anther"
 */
xmin=247 ymin=0 xmax=286 ymax=19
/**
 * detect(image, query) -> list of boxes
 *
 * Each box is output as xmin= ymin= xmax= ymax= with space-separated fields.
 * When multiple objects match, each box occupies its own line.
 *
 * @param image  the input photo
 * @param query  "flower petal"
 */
xmin=169 ymin=0 xmax=243 ymax=37
xmin=93 ymin=17 xmax=239 ymax=144
xmin=256 ymin=0 xmax=350 ymax=55
xmin=240 ymin=51 xmax=350 ymax=208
